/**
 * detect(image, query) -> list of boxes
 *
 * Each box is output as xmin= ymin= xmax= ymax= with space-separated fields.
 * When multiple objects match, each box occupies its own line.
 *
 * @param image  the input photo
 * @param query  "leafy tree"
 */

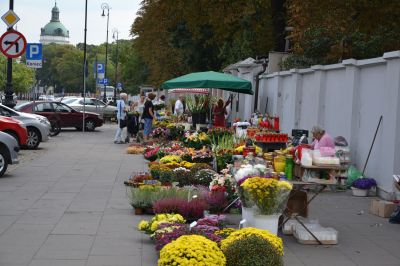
xmin=0 ymin=55 xmax=35 ymax=93
xmin=131 ymin=0 xmax=277 ymax=86
xmin=284 ymin=0 xmax=400 ymax=69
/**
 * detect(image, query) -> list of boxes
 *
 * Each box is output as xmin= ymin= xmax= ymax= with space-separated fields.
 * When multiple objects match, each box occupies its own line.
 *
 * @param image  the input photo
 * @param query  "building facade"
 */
xmin=40 ymin=2 xmax=69 ymax=45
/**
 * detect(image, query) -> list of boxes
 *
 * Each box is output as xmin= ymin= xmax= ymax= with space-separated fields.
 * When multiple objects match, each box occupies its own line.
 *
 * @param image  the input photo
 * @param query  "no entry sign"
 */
xmin=0 ymin=29 xmax=27 ymax=58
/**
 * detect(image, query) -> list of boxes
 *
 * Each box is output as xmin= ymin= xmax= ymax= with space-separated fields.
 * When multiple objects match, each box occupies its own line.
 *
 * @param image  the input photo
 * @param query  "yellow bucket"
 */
xmin=274 ymin=156 xmax=286 ymax=173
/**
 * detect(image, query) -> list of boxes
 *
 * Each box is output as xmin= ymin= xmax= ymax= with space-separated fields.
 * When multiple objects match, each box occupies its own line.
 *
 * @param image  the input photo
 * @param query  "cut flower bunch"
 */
xmin=241 ymin=177 xmax=292 ymax=215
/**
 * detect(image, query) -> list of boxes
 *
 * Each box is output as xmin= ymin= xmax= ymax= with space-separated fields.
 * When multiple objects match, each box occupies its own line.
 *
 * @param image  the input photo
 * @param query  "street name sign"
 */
xmin=26 ymin=43 xmax=43 ymax=68
xmin=0 ymin=30 xmax=27 ymax=58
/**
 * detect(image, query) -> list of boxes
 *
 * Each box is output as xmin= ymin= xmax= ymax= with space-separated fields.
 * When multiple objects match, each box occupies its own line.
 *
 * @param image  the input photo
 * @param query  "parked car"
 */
xmin=62 ymin=97 xmax=117 ymax=119
xmin=15 ymin=101 xmax=104 ymax=132
xmin=38 ymin=95 xmax=55 ymax=101
xmin=0 ymin=116 xmax=28 ymax=147
xmin=0 ymin=104 xmax=50 ymax=149
xmin=0 ymin=131 xmax=19 ymax=177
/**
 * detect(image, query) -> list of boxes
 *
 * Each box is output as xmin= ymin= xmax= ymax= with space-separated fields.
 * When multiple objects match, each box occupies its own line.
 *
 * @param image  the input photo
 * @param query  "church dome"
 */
xmin=40 ymin=1 xmax=70 ymax=44
xmin=41 ymin=22 xmax=69 ymax=37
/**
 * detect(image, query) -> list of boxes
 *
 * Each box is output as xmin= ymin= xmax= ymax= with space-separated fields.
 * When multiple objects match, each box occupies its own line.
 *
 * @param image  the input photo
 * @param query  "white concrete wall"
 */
xmin=254 ymin=51 xmax=400 ymax=196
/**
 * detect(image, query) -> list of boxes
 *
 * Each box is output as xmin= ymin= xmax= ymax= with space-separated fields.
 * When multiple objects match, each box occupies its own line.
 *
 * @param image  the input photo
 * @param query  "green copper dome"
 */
xmin=40 ymin=2 xmax=69 ymax=38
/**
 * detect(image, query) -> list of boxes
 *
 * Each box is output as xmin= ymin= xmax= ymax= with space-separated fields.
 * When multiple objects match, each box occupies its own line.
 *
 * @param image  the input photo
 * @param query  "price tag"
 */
xmin=239 ymin=219 xmax=246 ymax=229
xmin=143 ymin=180 xmax=159 ymax=185
xmin=189 ymin=221 xmax=197 ymax=231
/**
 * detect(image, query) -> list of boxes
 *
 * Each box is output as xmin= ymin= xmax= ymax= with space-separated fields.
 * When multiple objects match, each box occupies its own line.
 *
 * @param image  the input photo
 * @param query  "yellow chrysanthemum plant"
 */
xmin=158 ymin=235 xmax=226 ymax=266
xmin=137 ymin=213 xmax=186 ymax=234
xmin=221 ymin=228 xmax=284 ymax=266
xmin=159 ymin=155 xmax=182 ymax=164
xmin=241 ymin=177 xmax=293 ymax=215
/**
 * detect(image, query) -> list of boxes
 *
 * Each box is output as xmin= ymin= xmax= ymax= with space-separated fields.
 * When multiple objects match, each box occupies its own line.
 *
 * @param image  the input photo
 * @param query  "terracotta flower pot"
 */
xmin=134 ymin=207 xmax=143 ymax=215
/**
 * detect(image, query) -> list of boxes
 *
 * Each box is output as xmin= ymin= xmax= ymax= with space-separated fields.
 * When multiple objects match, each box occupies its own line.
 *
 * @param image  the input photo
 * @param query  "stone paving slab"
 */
xmin=0 ymin=124 xmax=399 ymax=266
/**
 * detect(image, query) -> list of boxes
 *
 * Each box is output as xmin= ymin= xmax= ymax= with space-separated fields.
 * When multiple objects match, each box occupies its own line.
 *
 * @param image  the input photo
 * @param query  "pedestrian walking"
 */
xmin=142 ymin=93 xmax=156 ymax=141
xmin=114 ymin=93 xmax=128 ymax=144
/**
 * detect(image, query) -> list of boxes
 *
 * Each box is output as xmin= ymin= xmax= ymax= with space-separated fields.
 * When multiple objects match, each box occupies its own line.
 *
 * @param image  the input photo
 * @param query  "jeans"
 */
xmin=143 ymin=118 xmax=153 ymax=136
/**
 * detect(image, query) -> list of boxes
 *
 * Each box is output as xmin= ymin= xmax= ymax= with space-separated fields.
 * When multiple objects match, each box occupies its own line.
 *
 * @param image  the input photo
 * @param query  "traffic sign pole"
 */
xmin=4 ymin=0 xmax=15 ymax=108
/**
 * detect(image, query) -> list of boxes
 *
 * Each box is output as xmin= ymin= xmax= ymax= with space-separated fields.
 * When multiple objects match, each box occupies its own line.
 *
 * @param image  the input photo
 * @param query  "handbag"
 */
xmin=118 ymin=100 xmax=127 ymax=128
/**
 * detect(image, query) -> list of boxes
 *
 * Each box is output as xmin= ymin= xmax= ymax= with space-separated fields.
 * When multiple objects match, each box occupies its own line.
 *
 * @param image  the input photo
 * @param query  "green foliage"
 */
xmin=222 ymin=235 xmax=283 ymax=266
xmin=287 ymin=0 xmax=400 ymax=67
xmin=131 ymin=0 xmax=277 ymax=86
xmin=35 ymin=41 xmax=148 ymax=94
xmin=0 ymin=55 xmax=35 ymax=93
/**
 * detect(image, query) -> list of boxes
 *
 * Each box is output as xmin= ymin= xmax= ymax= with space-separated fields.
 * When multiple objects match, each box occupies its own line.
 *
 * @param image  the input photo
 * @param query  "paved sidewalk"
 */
xmin=0 ymin=124 xmax=398 ymax=266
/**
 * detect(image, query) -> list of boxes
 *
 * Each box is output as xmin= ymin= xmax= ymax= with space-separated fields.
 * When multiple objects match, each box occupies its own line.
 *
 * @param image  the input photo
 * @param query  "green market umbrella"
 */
xmin=161 ymin=71 xmax=253 ymax=95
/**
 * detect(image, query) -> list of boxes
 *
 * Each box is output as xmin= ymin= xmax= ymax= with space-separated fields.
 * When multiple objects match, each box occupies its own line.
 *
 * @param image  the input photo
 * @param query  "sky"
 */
xmin=0 ymin=0 xmax=141 ymax=45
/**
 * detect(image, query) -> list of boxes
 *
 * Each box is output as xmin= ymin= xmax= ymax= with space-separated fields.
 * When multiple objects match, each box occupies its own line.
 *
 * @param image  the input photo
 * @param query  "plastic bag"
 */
xmin=389 ymin=205 xmax=400 ymax=224
xmin=346 ymin=166 xmax=363 ymax=188
xmin=334 ymin=136 xmax=348 ymax=147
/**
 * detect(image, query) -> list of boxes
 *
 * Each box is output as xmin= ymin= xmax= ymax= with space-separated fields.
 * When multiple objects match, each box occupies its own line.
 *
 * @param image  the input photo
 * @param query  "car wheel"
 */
xmin=0 ymin=147 xmax=9 ymax=177
xmin=85 ymin=119 xmax=96 ymax=131
xmin=26 ymin=128 xmax=40 ymax=149
xmin=49 ymin=122 xmax=61 ymax=136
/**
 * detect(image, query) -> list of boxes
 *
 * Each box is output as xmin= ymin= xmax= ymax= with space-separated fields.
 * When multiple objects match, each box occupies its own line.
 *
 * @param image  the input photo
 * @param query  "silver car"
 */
xmin=0 ymin=131 xmax=19 ymax=177
xmin=0 ymin=104 xmax=51 ymax=149
xmin=62 ymin=97 xmax=117 ymax=119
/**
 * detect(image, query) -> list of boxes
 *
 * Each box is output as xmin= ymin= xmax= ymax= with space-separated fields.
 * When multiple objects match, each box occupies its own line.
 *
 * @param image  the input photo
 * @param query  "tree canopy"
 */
xmin=131 ymin=0 xmax=281 ymax=87
xmin=283 ymin=0 xmax=400 ymax=69
xmin=0 ymin=55 xmax=35 ymax=93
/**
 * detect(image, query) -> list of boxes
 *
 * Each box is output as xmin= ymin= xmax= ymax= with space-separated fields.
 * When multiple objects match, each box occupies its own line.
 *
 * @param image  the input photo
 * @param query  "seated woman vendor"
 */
xmin=310 ymin=126 xmax=335 ymax=149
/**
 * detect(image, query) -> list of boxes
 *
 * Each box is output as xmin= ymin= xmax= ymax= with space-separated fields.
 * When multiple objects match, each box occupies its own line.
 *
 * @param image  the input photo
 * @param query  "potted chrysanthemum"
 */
xmin=351 ymin=177 xmax=377 ymax=197
xmin=241 ymin=177 xmax=292 ymax=234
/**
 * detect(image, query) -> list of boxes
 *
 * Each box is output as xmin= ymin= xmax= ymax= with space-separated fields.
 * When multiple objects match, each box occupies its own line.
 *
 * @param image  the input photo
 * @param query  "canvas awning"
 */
xmin=161 ymin=71 xmax=253 ymax=95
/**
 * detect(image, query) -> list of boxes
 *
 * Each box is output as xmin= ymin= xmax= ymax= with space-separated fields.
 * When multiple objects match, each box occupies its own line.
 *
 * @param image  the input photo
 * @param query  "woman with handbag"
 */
xmin=142 ymin=93 xmax=156 ymax=141
xmin=114 ymin=93 xmax=128 ymax=144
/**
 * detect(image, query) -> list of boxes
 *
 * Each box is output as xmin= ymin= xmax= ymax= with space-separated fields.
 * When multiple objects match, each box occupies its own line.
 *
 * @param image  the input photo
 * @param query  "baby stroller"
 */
xmin=126 ymin=112 xmax=140 ymax=142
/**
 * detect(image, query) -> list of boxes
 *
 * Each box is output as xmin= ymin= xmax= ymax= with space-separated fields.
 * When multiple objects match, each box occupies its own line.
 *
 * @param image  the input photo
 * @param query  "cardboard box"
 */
xmin=370 ymin=199 xmax=380 ymax=216
xmin=370 ymin=199 xmax=397 ymax=218
xmin=378 ymin=201 xmax=396 ymax=218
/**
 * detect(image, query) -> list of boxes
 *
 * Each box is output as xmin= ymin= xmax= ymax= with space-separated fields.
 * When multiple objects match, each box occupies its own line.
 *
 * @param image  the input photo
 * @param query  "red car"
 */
xmin=16 ymin=101 xmax=103 ymax=132
xmin=0 ymin=116 xmax=28 ymax=146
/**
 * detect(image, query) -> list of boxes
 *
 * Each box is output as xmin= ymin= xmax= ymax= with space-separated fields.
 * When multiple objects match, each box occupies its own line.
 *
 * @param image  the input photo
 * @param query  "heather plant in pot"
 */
xmin=351 ymin=177 xmax=377 ymax=196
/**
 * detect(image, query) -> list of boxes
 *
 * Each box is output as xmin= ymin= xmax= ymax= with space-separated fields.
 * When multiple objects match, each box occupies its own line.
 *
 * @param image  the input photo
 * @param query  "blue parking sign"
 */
xmin=103 ymin=78 xmax=108 ymax=85
xmin=26 ymin=43 xmax=42 ymax=68
xmin=26 ymin=43 xmax=42 ymax=60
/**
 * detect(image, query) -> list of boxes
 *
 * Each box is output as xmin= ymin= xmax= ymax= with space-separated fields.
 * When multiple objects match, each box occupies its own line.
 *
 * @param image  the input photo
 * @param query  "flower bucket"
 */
xmin=351 ymin=187 xmax=368 ymax=197
xmin=253 ymin=214 xmax=280 ymax=235
xmin=241 ymin=206 xmax=255 ymax=227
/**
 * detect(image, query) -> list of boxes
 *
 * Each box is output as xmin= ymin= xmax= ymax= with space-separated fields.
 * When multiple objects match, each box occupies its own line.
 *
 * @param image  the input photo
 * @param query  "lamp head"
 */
xmin=101 ymin=9 xmax=105 ymax=17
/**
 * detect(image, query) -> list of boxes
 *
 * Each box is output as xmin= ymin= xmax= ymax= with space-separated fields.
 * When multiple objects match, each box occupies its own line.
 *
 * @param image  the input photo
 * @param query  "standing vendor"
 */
xmin=174 ymin=96 xmax=184 ymax=115
xmin=310 ymin=126 xmax=335 ymax=149
xmin=213 ymin=97 xmax=231 ymax=127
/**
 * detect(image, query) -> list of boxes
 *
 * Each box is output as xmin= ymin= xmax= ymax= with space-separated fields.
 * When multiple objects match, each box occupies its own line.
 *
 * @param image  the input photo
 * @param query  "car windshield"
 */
xmin=54 ymin=103 xmax=73 ymax=112
xmin=0 ymin=105 xmax=17 ymax=117
xmin=15 ymin=102 xmax=32 ymax=111
xmin=62 ymin=98 xmax=78 ymax=104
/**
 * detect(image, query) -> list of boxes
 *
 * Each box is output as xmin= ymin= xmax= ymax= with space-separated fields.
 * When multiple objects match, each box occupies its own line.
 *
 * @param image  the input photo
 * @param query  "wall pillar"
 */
xmin=383 ymin=51 xmax=400 ymax=196
xmin=342 ymin=59 xmax=361 ymax=162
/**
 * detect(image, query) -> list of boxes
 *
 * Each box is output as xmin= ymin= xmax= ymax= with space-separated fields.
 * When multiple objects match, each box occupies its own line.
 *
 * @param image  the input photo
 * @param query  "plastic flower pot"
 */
xmin=351 ymin=187 xmax=368 ymax=197
xmin=253 ymin=214 xmax=280 ymax=235
xmin=241 ymin=206 xmax=255 ymax=227
xmin=134 ymin=207 xmax=144 ymax=215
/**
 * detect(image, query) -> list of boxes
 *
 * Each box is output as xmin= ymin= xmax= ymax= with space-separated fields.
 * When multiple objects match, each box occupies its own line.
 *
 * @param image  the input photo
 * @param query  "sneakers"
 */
xmin=114 ymin=140 xmax=124 ymax=144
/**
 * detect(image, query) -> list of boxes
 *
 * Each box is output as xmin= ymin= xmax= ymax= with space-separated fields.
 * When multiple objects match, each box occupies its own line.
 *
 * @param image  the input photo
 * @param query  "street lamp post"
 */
xmin=112 ymin=28 xmax=119 ymax=104
xmin=101 ymin=3 xmax=110 ymax=103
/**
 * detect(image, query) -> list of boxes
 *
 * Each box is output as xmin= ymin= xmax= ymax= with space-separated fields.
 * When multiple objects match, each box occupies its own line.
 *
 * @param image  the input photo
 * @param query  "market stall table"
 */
xmin=294 ymin=163 xmax=349 ymax=185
